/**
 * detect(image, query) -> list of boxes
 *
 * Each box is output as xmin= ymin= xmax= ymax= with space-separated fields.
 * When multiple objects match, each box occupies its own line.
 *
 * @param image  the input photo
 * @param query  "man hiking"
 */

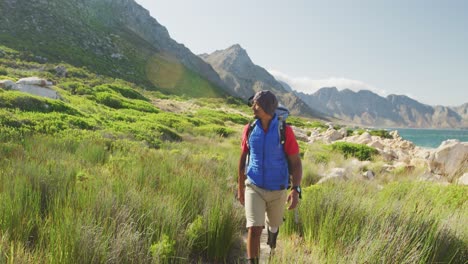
xmin=238 ymin=90 xmax=303 ymax=264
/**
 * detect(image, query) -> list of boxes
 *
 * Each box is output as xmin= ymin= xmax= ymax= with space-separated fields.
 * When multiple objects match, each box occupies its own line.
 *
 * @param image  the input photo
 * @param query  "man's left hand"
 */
xmin=287 ymin=190 xmax=299 ymax=210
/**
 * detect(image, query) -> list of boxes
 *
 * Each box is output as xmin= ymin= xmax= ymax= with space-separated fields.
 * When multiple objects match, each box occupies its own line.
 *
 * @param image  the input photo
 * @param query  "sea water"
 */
xmin=390 ymin=128 xmax=468 ymax=149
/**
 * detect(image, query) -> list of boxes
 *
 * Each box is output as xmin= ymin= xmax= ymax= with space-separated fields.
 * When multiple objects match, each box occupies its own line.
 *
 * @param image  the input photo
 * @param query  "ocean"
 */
xmin=389 ymin=128 xmax=468 ymax=149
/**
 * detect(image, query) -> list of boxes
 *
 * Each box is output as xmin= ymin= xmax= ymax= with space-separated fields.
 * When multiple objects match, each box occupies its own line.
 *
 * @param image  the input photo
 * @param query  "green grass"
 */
xmin=0 ymin=44 xmax=466 ymax=264
xmin=0 ymin=134 xmax=243 ymax=263
xmin=145 ymin=54 xmax=225 ymax=98
xmin=282 ymin=181 xmax=467 ymax=263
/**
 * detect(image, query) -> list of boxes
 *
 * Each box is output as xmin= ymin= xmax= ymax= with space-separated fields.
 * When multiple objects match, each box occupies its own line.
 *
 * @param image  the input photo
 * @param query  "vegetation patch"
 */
xmin=145 ymin=54 xmax=224 ymax=98
xmin=329 ymin=141 xmax=378 ymax=161
xmin=0 ymin=91 xmax=81 ymax=115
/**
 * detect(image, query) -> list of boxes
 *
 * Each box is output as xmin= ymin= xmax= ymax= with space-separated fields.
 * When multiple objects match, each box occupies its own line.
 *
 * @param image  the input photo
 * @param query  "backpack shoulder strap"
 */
xmin=246 ymin=120 xmax=256 ymax=150
xmin=247 ymin=119 xmax=287 ymax=147
xmin=279 ymin=121 xmax=287 ymax=145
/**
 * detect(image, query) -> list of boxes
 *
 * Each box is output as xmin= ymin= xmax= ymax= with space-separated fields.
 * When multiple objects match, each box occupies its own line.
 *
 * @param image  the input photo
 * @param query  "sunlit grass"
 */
xmin=0 ymin=134 xmax=244 ymax=263
xmin=281 ymin=181 xmax=467 ymax=263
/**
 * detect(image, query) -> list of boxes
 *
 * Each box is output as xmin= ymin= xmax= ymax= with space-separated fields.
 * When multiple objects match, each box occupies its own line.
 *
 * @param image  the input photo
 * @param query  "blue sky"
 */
xmin=135 ymin=0 xmax=467 ymax=106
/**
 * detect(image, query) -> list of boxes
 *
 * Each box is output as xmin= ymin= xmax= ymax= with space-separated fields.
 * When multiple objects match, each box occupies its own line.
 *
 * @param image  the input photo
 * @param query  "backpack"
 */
xmin=246 ymin=104 xmax=290 ymax=149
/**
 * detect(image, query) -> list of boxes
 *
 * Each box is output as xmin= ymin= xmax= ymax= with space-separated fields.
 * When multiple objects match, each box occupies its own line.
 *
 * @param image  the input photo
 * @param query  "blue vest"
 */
xmin=246 ymin=115 xmax=289 ymax=190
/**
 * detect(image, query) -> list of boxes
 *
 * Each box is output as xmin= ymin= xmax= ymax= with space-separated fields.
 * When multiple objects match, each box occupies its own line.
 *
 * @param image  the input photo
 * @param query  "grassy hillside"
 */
xmin=0 ymin=0 xmax=225 ymax=98
xmin=145 ymin=54 xmax=224 ymax=98
xmin=0 ymin=46 xmax=467 ymax=263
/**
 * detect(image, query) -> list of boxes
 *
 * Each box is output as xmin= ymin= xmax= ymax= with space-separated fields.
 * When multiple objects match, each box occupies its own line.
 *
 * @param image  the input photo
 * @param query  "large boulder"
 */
xmin=15 ymin=77 xmax=59 ymax=99
xmin=356 ymin=132 xmax=372 ymax=144
xmin=291 ymin=126 xmax=309 ymax=142
xmin=17 ymin=77 xmax=51 ymax=87
xmin=457 ymin=173 xmax=468 ymax=185
xmin=0 ymin=80 xmax=17 ymax=90
xmin=362 ymin=170 xmax=375 ymax=180
xmin=427 ymin=140 xmax=468 ymax=179
xmin=418 ymin=172 xmax=450 ymax=185
xmin=322 ymin=128 xmax=344 ymax=143
xmin=317 ymin=168 xmax=348 ymax=184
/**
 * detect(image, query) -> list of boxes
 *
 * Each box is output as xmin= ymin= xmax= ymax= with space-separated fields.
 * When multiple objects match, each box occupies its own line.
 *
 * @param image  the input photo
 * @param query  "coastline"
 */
xmin=387 ymin=128 xmax=468 ymax=149
xmin=301 ymin=126 xmax=468 ymax=184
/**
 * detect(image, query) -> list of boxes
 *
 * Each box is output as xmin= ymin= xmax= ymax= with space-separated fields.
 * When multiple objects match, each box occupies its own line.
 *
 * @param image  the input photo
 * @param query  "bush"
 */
xmin=150 ymin=234 xmax=176 ymax=262
xmin=0 ymin=66 xmax=8 ymax=75
xmin=94 ymin=91 xmax=157 ymax=113
xmin=67 ymin=67 xmax=92 ymax=79
xmin=195 ymin=125 xmax=235 ymax=138
xmin=59 ymin=82 xmax=91 ymax=95
xmin=0 ymin=92 xmax=81 ymax=115
xmin=94 ymin=92 xmax=123 ymax=108
xmin=330 ymin=142 xmax=378 ymax=161
xmin=151 ymin=112 xmax=194 ymax=132
xmin=196 ymin=109 xmax=249 ymax=125
xmin=369 ymin=129 xmax=392 ymax=139
xmin=351 ymin=129 xmax=392 ymax=139
xmin=94 ymin=83 xmax=149 ymax=101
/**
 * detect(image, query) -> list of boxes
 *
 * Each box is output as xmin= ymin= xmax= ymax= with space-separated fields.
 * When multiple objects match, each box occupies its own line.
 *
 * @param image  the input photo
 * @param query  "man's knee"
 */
xmin=248 ymin=226 xmax=263 ymax=237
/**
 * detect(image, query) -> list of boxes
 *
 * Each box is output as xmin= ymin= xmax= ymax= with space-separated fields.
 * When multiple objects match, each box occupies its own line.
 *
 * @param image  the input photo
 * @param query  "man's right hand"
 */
xmin=237 ymin=186 xmax=245 ymax=206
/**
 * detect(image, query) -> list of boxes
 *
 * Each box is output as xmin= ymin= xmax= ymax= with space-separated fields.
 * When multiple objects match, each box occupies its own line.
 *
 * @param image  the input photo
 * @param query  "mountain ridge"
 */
xmin=200 ymin=44 xmax=327 ymax=119
xmin=295 ymin=87 xmax=467 ymax=128
xmin=0 ymin=0 xmax=230 ymax=97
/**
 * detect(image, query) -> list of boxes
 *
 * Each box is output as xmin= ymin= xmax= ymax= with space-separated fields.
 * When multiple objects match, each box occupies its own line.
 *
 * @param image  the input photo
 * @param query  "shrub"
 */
xmin=121 ymin=99 xmax=158 ymax=113
xmin=195 ymin=125 xmax=235 ymax=138
xmin=369 ymin=129 xmax=392 ymax=139
xmin=0 ymin=92 xmax=81 ymax=115
xmin=351 ymin=129 xmax=392 ymax=139
xmin=0 ymin=66 xmax=7 ymax=75
xmin=196 ymin=109 xmax=249 ymax=125
xmin=94 ymin=91 xmax=157 ymax=113
xmin=94 ymin=92 xmax=123 ymax=108
xmin=330 ymin=142 xmax=378 ymax=161
xmin=67 ymin=67 xmax=92 ymax=79
xmin=59 ymin=82 xmax=91 ymax=95
xmin=151 ymin=112 xmax=193 ymax=132
xmin=150 ymin=234 xmax=176 ymax=262
xmin=185 ymin=215 xmax=205 ymax=253
xmin=94 ymin=83 xmax=148 ymax=101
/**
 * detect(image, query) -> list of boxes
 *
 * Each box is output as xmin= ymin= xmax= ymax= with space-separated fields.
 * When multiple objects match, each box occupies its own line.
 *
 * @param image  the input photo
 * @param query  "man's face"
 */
xmin=251 ymin=101 xmax=267 ymax=118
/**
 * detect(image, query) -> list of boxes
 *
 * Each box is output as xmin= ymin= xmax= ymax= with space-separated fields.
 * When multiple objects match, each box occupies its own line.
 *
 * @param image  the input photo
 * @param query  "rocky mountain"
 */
xmin=296 ymin=87 xmax=468 ymax=128
xmin=453 ymin=103 xmax=468 ymax=120
xmin=199 ymin=44 xmax=326 ymax=118
xmin=0 ymin=0 xmax=229 ymax=97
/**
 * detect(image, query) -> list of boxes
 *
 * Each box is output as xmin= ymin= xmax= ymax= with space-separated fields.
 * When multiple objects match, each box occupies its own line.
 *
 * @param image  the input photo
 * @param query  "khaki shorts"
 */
xmin=244 ymin=179 xmax=288 ymax=228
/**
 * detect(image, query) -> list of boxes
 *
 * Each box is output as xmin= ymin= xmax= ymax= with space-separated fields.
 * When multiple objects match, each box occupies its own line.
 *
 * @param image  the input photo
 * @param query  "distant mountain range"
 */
xmin=295 ymin=87 xmax=467 ymax=128
xmin=0 ymin=0 xmax=465 ymax=128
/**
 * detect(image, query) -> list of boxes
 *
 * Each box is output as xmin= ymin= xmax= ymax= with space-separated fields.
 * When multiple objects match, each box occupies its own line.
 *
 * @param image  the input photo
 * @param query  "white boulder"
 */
xmin=17 ymin=77 xmax=51 ymax=87
xmin=317 ymin=168 xmax=347 ymax=184
xmin=428 ymin=140 xmax=468 ymax=179
xmin=457 ymin=173 xmax=468 ymax=185
xmin=363 ymin=170 xmax=375 ymax=180
xmin=0 ymin=80 xmax=17 ymax=90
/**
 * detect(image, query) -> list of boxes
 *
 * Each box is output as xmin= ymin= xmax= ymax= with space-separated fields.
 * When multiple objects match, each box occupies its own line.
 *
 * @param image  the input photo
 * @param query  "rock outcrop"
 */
xmin=0 ymin=77 xmax=59 ymax=99
xmin=427 ymin=140 xmax=468 ymax=180
xmin=296 ymin=126 xmax=467 ymax=183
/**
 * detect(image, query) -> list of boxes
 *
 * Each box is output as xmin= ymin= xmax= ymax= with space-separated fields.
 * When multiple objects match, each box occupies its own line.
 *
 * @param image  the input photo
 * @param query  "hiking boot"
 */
xmin=246 ymin=258 xmax=259 ymax=264
xmin=267 ymin=228 xmax=279 ymax=249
